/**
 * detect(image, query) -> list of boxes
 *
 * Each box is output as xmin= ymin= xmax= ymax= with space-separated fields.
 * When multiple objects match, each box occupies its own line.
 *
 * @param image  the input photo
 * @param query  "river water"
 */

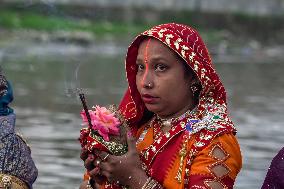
xmin=1 ymin=40 xmax=284 ymax=189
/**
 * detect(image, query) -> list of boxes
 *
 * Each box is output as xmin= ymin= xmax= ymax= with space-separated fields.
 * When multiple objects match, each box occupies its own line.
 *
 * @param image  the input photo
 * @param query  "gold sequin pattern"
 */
xmin=0 ymin=173 xmax=29 ymax=189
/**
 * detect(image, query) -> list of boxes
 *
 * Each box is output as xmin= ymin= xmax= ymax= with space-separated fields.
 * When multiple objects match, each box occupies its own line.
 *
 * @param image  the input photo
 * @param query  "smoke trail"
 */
xmin=64 ymin=60 xmax=83 ymax=98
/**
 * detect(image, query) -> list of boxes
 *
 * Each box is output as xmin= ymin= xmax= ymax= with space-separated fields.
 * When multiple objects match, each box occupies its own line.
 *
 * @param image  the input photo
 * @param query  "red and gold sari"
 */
xmin=84 ymin=23 xmax=242 ymax=189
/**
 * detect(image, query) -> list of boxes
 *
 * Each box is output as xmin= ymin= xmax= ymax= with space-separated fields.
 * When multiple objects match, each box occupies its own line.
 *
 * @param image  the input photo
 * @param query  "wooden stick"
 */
xmin=79 ymin=93 xmax=92 ymax=128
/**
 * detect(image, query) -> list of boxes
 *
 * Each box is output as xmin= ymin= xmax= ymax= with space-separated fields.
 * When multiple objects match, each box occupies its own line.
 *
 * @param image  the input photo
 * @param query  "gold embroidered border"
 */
xmin=0 ymin=174 xmax=29 ymax=189
xmin=204 ymin=142 xmax=232 ymax=189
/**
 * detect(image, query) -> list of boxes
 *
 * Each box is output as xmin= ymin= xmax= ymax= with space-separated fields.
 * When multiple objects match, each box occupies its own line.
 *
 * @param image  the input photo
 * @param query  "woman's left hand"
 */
xmin=97 ymin=135 xmax=148 ymax=187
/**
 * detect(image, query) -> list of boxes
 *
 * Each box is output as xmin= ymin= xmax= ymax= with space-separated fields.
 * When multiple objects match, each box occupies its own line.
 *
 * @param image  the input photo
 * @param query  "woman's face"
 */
xmin=136 ymin=38 xmax=195 ymax=119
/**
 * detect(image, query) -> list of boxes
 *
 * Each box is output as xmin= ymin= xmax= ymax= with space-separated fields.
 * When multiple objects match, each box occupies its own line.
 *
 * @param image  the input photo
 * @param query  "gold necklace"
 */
xmin=156 ymin=107 xmax=197 ymax=128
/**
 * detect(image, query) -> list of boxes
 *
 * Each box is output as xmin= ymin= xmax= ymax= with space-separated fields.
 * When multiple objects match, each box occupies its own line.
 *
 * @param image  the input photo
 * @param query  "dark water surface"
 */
xmin=1 ymin=44 xmax=284 ymax=188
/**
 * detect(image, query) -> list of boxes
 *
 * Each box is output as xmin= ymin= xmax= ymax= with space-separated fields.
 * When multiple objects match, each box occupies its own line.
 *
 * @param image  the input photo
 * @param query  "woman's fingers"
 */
xmin=89 ymin=167 xmax=106 ymax=185
xmin=126 ymin=133 xmax=137 ymax=153
xmin=95 ymin=151 xmax=111 ymax=162
xmin=80 ymin=147 xmax=88 ymax=161
xmin=89 ymin=167 xmax=100 ymax=177
xmin=101 ymin=153 xmax=110 ymax=161
xmin=99 ymin=167 xmax=113 ymax=184
xmin=84 ymin=155 xmax=95 ymax=171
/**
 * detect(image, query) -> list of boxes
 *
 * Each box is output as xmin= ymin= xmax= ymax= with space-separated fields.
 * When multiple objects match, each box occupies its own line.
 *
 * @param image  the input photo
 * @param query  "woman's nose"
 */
xmin=143 ymin=81 xmax=153 ymax=88
xmin=141 ymin=70 xmax=154 ymax=89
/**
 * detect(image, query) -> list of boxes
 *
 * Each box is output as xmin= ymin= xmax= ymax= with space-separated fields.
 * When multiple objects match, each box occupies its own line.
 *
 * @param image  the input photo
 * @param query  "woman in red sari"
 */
xmin=80 ymin=23 xmax=242 ymax=189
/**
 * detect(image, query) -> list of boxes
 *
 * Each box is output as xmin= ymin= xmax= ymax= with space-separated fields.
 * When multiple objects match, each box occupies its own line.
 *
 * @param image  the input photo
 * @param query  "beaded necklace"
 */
xmin=136 ymin=107 xmax=197 ymax=144
xmin=153 ymin=107 xmax=197 ymax=139
xmin=155 ymin=107 xmax=196 ymax=128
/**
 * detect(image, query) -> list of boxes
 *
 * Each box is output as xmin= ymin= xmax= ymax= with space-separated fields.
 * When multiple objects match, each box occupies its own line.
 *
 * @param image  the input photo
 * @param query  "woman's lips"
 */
xmin=141 ymin=94 xmax=158 ymax=104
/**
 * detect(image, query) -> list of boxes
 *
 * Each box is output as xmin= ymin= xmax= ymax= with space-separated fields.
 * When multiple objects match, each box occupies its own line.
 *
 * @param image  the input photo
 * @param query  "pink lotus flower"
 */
xmin=80 ymin=105 xmax=120 ymax=141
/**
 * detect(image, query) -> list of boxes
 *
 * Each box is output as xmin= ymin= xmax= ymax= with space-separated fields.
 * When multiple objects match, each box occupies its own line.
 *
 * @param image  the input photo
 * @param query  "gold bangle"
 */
xmin=141 ymin=177 xmax=163 ymax=189
xmin=141 ymin=177 xmax=151 ymax=189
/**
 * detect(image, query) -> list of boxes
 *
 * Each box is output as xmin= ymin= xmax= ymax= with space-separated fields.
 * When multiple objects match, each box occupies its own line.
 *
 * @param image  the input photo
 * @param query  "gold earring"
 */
xmin=190 ymin=85 xmax=198 ymax=95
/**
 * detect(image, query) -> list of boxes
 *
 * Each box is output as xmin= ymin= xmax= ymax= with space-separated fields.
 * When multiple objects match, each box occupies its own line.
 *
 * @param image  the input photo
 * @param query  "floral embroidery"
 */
xmin=174 ymin=38 xmax=183 ymax=49
xmin=189 ymin=52 xmax=196 ymax=63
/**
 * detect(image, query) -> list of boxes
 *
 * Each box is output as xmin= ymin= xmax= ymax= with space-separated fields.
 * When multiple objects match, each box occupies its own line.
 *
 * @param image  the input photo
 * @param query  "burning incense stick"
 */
xmin=79 ymin=92 xmax=92 ymax=129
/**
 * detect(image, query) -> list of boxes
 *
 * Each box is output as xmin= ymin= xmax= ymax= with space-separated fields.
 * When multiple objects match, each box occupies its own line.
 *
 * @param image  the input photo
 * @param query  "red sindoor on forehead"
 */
xmin=141 ymin=38 xmax=151 ymax=87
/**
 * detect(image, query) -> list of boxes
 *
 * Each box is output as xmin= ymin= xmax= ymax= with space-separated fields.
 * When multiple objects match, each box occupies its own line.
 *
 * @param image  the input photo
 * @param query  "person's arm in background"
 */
xmin=262 ymin=147 xmax=284 ymax=189
xmin=0 ymin=67 xmax=38 ymax=188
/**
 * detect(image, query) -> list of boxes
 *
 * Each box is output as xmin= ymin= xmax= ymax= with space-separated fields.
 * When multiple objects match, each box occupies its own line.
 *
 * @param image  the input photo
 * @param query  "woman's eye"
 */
xmin=137 ymin=64 xmax=144 ymax=71
xmin=155 ymin=64 xmax=167 ymax=72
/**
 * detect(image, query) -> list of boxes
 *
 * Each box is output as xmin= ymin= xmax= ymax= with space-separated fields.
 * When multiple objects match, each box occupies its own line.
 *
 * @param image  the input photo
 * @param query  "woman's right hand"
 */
xmin=80 ymin=148 xmax=106 ymax=188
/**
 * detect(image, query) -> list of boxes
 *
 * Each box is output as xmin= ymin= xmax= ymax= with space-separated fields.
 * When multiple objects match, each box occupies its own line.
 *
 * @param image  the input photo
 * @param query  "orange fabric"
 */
xmin=84 ymin=129 xmax=241 ymax=188
xmin=190 ymin=134 xmax=242 ymax=180
xmin=136 ymin=127 xmax=242 ymax=188
xmin=162 ymin=138 xmax=195 ymax=189
xmin=83 ymin=172 xmax=90 ymax=181
xmin=136 ymin=126 xmax=154 ymax=152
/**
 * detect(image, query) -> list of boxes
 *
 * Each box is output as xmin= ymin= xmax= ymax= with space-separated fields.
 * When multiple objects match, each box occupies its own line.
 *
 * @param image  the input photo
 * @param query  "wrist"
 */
xmin=126 ymin=170 xmax=148 ymax=188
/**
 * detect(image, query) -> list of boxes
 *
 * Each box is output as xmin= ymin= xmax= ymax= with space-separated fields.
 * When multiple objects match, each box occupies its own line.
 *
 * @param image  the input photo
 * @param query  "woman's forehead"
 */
xmin=138 ymin=37 xmax=167 ymax=50
xmin=137 ymin=38 xmax=177 ymax=59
